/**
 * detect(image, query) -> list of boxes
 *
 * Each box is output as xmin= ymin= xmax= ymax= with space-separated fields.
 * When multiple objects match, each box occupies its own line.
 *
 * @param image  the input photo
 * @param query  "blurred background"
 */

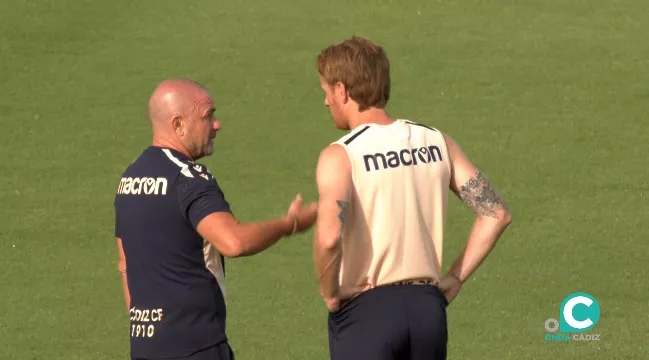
xmin=0 ymin=0 xmax=647 ymax=359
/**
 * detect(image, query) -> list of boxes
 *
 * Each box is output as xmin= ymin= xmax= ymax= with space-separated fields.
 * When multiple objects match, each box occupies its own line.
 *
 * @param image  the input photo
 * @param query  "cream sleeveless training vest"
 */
xmin=332 ymin=119 xmax=451 ymax=298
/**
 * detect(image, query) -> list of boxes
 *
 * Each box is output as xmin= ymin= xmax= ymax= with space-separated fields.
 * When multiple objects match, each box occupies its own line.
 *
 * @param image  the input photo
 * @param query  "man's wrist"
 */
xmin=322 ymin=294 xmax=339 ymax=303
xmin=448 ymin=272 xmax=464 ymax=284
xmin=320 ymin=284 xmax=340 ymax=300
xmin=282 ymin=214 xmax=297 ymax=236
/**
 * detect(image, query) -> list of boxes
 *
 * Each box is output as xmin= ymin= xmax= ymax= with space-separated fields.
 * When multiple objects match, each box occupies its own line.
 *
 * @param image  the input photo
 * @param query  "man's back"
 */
xmin=114 ymin=146 xmax=230 ymax=359
xmin=333 ymin=119 xmax=451 ymax=295
xmin=314 ymin=36 xmax=511 ymax=360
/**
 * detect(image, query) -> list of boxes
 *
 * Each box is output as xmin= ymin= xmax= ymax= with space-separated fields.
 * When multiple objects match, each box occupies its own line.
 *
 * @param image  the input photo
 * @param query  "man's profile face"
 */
xmin=182 ymin=91 xmax=220 ymax=160
xmin=319 ymin=76 xmax=348 ymax=130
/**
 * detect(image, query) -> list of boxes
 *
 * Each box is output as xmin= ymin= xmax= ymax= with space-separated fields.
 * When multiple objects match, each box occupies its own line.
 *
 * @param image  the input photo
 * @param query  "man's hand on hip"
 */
xmin=439 ymin=274 xmax=462 ymax=305
xmin=324 ymin=297 xmax=341 ymax=313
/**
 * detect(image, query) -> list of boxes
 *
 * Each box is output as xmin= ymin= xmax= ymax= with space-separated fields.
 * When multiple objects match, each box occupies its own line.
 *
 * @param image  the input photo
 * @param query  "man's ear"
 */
xmin=335 ymin=82 xmax=349 ymax=104
xmin=172 ymin=115 xmax=184 ymax=136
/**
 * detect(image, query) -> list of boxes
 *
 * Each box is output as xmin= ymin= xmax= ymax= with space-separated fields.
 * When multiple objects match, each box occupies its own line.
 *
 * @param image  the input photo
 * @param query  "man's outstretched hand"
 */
xmin=285 ymin=194 xmax=318 ymax=234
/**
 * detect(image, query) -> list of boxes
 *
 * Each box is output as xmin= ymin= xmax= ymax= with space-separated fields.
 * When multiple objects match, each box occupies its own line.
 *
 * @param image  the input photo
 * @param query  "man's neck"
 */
xmin=348 ymin=108 xmax=394 ymax=130
xmin=152 ymin=136 xmax=193 ymax=160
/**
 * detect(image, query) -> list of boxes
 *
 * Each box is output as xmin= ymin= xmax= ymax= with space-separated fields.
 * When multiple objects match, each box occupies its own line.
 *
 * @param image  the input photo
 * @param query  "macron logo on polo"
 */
xmin=117 ymin=177 xmax=168 ymax=195
xmin=362 ymin=146 xmax=443 ymax=172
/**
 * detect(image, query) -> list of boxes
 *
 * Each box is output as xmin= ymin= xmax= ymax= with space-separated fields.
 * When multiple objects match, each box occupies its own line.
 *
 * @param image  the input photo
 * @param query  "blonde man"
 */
xmin=312 ymin=37 xmax=512 ymax=360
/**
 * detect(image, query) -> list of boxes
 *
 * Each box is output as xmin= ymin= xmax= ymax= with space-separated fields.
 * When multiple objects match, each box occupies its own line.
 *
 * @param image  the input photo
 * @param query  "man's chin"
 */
xmin=335 ymin=123 xmax=350 ymax=130
xmin=203 ymin=145 xmax=214 ymax=157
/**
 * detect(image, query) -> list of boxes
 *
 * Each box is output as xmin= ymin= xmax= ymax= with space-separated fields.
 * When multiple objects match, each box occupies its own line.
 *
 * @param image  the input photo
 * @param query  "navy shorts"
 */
xmin=131 ymin=342 xmax=234 ymax=360
xmin=327 ymin=284 xmax=448 ymax=360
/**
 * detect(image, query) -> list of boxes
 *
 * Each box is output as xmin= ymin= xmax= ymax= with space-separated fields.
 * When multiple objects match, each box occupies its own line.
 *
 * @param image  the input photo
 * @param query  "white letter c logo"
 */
xmin=563 ymin=296 xmax=593 ymax=330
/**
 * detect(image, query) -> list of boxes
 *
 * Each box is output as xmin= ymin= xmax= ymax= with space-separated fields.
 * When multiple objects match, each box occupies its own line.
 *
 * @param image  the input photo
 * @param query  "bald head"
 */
xmin=148 ymin=78 xmax=220 ymax=160
xmin=148 ymin=78 xmax=209 ymax=127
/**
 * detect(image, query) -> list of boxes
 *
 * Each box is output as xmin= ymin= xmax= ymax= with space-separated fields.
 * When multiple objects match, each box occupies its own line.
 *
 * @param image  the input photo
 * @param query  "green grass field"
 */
xmin=1 ymin=0 xmax=647 ymax=359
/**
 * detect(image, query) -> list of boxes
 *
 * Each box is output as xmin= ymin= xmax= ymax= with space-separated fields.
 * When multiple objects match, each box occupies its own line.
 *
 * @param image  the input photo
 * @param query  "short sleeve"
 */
xmin=177 ymin=166 xmax=232 ymax=229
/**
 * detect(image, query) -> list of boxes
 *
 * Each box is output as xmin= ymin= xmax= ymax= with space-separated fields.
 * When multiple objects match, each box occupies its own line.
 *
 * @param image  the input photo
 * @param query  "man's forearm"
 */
xmin=116 ymin=239 xmax=130 ymax=311
xmin=236 ymin=218 xmax=294 ymax=256
xmin=314 ymin=238 xmax=342 ymax=299
xmin=120 ymin=270 xmax=130 ymax=310
xmin=447 ymin=216 xmax=511 ymax=282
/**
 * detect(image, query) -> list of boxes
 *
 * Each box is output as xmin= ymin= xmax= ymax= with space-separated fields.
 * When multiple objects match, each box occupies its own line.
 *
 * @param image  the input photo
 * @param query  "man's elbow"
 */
xmin=319 ymin=234 xmax=342 ymax=251
xmin=117 ymin=260 xmax=127 ymax=275
xmin=219 ymin=238 xmax=245 ymax=258
xmin=498 ymin=209 xmax=513 ymax=228
xmin=203 ymin=235 xmax=245 ymax=258
xmin=478 ymin=208 xmax=512 ymax=228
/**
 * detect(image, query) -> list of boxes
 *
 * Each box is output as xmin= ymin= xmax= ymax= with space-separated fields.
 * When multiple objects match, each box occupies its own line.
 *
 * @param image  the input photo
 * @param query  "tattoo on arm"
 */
xmin=336 ymin=200 xmax=350 ymax=230
xmin=456 ymin=171 xmax=507 ymax=218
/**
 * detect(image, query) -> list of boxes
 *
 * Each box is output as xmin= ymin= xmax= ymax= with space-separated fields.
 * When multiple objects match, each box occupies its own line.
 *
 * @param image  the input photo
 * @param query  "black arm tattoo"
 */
xmin=456 ymin=171 xmax=507 ymax=218
xmin=336 ymin=200 xmax=350 ymax=230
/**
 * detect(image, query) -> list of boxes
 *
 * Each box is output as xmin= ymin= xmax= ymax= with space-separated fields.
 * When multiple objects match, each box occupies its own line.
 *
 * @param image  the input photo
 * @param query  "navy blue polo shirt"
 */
xmin=114 ymin=146 xmax=232 ymax=359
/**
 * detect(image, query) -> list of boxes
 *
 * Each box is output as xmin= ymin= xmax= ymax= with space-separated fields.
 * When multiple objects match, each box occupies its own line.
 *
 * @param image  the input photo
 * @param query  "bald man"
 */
xmin=114 ymin=79 xmax=317 ymax=360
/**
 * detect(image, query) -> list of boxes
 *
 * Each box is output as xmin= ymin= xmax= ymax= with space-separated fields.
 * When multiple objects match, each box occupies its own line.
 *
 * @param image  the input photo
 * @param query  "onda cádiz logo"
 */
xmin=544 ymin=292 xmax=601 ymax=342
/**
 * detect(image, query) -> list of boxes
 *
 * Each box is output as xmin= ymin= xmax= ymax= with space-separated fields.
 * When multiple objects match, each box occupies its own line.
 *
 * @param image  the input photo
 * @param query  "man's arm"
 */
xmin=116 ymin=237 xmax=130 ymax=310
xmin=444 ymin=133 xmax=513 ymax=284
xmin=196 ymin=206 xmax=315 ymax=258
xmin=181 ymin=168 xmax=317 ymax=258
xmin=313 ymin=144 xmax=352 ymax=307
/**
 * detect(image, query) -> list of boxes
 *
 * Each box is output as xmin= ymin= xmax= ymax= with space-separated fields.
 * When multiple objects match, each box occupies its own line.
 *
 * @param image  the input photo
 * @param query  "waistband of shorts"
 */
xmin=384 ymin=277 xmax=440 ymax=287
xmin=337 ymin=278 xmax=441 ymax=309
